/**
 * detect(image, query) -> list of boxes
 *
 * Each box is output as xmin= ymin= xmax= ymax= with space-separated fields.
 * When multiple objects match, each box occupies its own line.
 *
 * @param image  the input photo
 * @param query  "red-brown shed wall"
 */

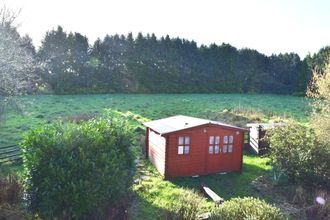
xmin=165 ymin=125 xmax=244 ymax=178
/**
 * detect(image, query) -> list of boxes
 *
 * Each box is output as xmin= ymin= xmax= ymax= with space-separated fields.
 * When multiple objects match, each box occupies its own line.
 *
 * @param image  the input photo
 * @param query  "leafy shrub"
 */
xmin=21 ymin=116 xmax=135 ymax=219
xmin=209 ymin=197 xmax=284 ymax=220
xmin=307 ymin=60 xmax=330 ymax=145
xmin=268 ymin=121 xmax=330 ymax=187
xmin=165 ymin=190 xmax=206 ymax=220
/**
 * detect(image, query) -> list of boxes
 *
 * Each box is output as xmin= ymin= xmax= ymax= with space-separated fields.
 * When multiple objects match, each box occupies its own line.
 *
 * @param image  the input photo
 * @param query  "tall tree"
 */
xmin=0 ymin=6 xmax=38 ymax=121
xmin=66 ymin=32 xmax=90 ymax=92
xmin=37 ymin=30 xmax=315 ymax=95
xmin=37 ymin=26 xmax=70 ymax=93
xmin=305 ymin=46 xmax=330 ymax=73
xmin=38 ymin=27 xmax=92 ymax=93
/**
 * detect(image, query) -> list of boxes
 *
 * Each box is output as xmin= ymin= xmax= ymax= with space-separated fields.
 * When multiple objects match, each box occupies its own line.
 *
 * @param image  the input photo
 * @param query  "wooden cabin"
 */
xmin=143 ymin=115 xmax=248 ymax=178
xmin=246 ymin=122 xmax=284 ymax=154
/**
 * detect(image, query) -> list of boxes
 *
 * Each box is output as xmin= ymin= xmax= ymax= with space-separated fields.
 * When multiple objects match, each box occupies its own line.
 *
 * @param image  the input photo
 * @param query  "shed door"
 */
xmin=206 ymin=135 xmax=222 ymax=173
xmin=220 ymin=133 xmax=236 ymax=171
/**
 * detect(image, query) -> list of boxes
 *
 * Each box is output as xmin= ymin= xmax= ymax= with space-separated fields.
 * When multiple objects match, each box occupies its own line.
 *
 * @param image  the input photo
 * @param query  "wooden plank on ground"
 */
xmin=201 ymin=185 xmax=224 ymax=205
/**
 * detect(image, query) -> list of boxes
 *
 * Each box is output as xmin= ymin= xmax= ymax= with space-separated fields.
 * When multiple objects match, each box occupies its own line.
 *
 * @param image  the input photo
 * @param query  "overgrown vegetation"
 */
xmin=165 ymin=190 xmax=206 ymax=220
xmin=267 ymin=61 xmax=330 ymax=189
xmin=0 ymin=165 xmax=27 ymax=219
xmin=0 ymin=174 xmax=21 ymax=207
xmin=209 ymin=197 xmax=284 ymax=220
xmin=307 ymin=60 xmax=330 ymax=145
xmin=21 ymin=116 xmax=135 ymax=219
xmin=268 ymin=122 xmax=330 ymax=188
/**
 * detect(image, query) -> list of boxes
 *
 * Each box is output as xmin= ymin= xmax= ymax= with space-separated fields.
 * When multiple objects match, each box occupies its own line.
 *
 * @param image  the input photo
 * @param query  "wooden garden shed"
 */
xmin=144 ymin=115 xmax=248 ymax=178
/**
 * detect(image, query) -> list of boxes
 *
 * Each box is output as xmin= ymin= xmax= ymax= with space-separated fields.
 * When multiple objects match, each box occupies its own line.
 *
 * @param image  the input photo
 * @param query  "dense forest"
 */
xmin=10 ymin=26 xmax=330 ymax=95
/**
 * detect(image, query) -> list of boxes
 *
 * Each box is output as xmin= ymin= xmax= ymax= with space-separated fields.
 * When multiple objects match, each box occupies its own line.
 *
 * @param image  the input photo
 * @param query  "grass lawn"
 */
xmin=0 ymin=94 xmax=310 ymax=148
xmin=0 ymin=95 xmax=310 ymax=218
xmin=130 ymin=153 xmax=272 ymax=219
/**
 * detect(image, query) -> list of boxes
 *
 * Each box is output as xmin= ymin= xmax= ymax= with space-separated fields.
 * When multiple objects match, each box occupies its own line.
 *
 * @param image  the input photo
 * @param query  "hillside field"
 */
xmin=0 ymin=94 xmax=312 ymax=218
xmin=0 ymin=94 xmax=309 ymax=148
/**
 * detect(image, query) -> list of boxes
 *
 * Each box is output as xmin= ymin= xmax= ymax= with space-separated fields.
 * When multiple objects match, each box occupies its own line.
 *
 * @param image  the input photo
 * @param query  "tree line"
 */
xmin=2 ymin=23 xmax=330 ymax=96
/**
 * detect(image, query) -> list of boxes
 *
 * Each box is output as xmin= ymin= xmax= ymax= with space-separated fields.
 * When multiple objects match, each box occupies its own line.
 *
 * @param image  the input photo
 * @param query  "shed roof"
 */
xmin=144 ymin=115 xmax=247 ymax=135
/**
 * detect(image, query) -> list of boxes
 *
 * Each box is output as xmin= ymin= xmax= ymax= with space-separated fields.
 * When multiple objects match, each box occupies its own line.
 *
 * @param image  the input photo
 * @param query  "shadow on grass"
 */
xmin=128 ymin=195 xmax=169 ymax=220
xmin=130 ymin=154 xmax=272 ymax=219
xmin=128 ymin=160 xmax=176 ymax=220
xmin=171 ymin=158 xmax=270 ymax=200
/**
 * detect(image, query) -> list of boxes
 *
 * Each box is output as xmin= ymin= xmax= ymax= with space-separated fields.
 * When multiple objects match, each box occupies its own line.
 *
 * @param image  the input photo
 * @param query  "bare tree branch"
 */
xmin=0 ymin=4 xmax=21 ymax=27
xmin=0 ymin=5 xmax=40 ymax=124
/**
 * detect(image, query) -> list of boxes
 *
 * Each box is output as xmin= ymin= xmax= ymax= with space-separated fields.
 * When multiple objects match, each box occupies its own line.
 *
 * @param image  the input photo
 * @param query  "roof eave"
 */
xmin=157 ymin=123 xmax=248 ymax=136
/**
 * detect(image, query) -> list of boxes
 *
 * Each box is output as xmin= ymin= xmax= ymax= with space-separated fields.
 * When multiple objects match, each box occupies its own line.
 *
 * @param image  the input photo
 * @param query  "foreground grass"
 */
xmin=1 ymin=108 xmax=299 ymax=219
xmin=130 ymin=154 xmax=271 ymax=219
xmin=0 ymin=94 xmax=309 ymax=147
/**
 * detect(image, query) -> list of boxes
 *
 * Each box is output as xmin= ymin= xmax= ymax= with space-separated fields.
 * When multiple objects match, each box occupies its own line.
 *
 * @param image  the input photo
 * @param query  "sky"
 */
xmin=2 ymin=0 xmax=330 ymax=58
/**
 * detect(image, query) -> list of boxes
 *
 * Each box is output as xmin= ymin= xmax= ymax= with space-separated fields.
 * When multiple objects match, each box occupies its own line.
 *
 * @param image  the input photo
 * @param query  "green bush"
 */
xmin=268 ymin=121 xmax=330 ymax=187
xmin=21 ymin=116 xmax=135 ymax=219
xmin=166 ymin=190 xmax=206 ymax=220
xmin=209 ymin=197 xmax=284 ymax=220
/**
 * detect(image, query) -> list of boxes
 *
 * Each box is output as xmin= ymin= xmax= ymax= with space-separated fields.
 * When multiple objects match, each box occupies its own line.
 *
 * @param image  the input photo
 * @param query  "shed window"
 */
xmin=209 ymin=136 xmax=220 ymax=154
xmin=209 ymin=145 xmax=213 ymax=154
xmin=215 ymin=145 xmax=220 ymax=154
xmin=224 ymin=136 xmax=228 ymax=144
xmin=223 ymin=145 xmax=228 ymax=153
xmin=178 ymin=136 xmax=190 ymax=155
xmin=223 ymin=135 xmax=234 ymax=153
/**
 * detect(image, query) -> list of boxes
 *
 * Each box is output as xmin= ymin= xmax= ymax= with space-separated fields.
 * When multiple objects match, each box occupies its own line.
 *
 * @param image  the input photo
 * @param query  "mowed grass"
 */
xmin=130 ymin=154 xmax=272 ymax=219
xmin=0 ymin=94 xmax=310 ymax=147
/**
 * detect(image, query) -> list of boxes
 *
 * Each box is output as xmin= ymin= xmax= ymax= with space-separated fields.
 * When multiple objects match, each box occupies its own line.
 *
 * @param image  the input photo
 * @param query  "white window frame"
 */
xmin=228 ymin=144 xmax=233 ymax=153
xmin=209 ymin=135 xmax=220 ymax=154
xmin=223 ymin=135 xmax=234 ymax=153
xmin=178 ymin=136 xmax=190 ymax=155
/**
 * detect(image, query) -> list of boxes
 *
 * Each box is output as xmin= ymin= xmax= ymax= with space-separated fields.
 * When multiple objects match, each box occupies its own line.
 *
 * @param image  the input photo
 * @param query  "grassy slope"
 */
xmin=0 ymin=94 xmax=309 ymax=147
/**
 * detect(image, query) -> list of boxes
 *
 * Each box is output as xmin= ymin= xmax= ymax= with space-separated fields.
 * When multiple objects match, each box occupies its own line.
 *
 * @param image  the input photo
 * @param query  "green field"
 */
xmin=0 ymin=94 xmax=311 ymax=218
xmin=1 ymin=94 xmax=310 ymax=148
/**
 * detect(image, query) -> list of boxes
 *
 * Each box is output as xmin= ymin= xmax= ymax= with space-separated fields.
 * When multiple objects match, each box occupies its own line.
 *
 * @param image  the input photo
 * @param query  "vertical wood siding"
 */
xmin=148 ymin=129 xmax=166 ymax=175
xmin=165 ymin=125 xmax=244 ymax=178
